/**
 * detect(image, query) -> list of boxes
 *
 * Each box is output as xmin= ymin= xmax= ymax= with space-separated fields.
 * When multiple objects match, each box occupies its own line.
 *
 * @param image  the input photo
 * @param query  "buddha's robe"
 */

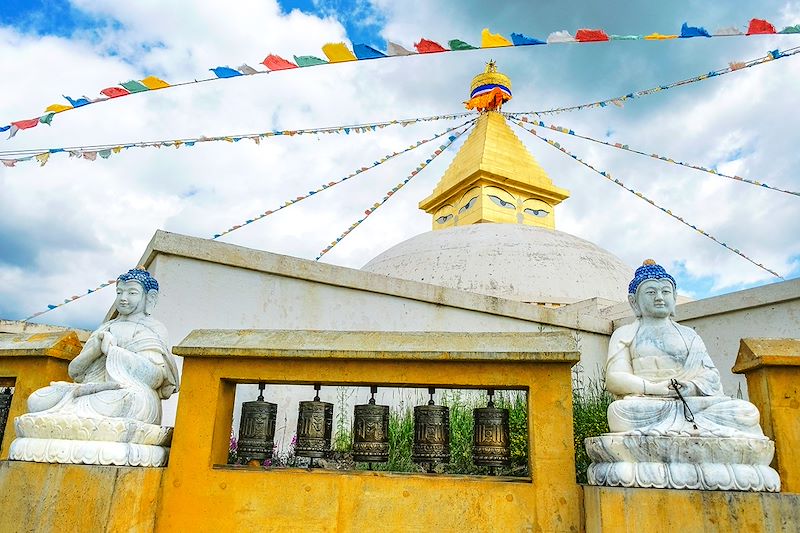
xmin=27 ymin=317 xmax=179 ymax=425
xmin=605 ymin=320 xmax=763 ymax=438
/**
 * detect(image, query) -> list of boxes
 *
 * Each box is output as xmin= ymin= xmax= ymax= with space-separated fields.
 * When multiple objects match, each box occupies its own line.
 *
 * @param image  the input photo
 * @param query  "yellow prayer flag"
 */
xmin=140 ymin=76 xmax=170 ymax=89
xmin=45 ymin=104 xmax=72 ymax=113
xmin=481 ymin=28 xmax=512 ymax=48
xmin=35 ymin=152 xmax=50 ymax=166
xmin=643 ymin=33 xmax=678 ymax=40
xmin=322 ymin=42 xmax=357 ymax=63
xmin=112 ymin=146 xmax=122 ymax=153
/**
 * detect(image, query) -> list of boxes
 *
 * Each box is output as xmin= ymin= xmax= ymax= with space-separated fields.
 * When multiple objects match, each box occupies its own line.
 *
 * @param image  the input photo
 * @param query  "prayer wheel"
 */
xmin=236 ymin=383 xmax=277 ymax=463
xmin=472 ymin=389 xmax=511 ymax=471
xmin=412 ymin=388 xmax=450 ymax=470
xmin=295 ymin=384 xmax=333 ymax=459
xmin=352 ymin=386 xmax=389 ymax=463
xmin=0 ymin=387 xmax=12 ymax=452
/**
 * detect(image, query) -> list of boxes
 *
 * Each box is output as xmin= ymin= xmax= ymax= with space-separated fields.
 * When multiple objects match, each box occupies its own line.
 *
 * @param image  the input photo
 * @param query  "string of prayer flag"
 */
xmin=3 ymin=18 xmax=798 ymax=140
xmin=516 ymin=123 xmax=782 ymax=279
xmin=515 ymin=119 xmax=799 ymax=197
xmin=212 ymin=119 xmax=476 ymax=240
xmin=0 ymin=112 xmax=476 ymax=167
xmin=316 ymin=122 xmax=474 ymax=260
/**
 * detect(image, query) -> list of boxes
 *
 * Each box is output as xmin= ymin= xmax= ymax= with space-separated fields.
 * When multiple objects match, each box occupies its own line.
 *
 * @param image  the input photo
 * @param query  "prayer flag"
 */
xmin=414 ymin=39 xmax=447 ymax=53
xmin=39 ymin=113 xmax=55 ymax=125
xmin=210 ymin=67 xmax=242 ymax=78
xmin=237 ymin=64 xmax=259 ymax=74
xmin=121 ymin=80 xmax=149 ymax=93
xmin=45 ymin=104 xmax=72 ymax=113
xmin=713 ymin=26 xmax=743 ymax=36
xmin=322 ymin=42 xmax=357 ymax=62
xmin=680 ymin=23 xmax=711 ymax=38
xmin=779 ymin=24 xmax=800 ymax=33
xmin=575 ymin=29 xmax=610 ymax=42
xmin=448 ymin=39 xmax=476 ymax=50
xmin=100 ymin=87 xmax=130 ymax=98
xmin=547 ymin=30 xmax=575 ymax=43
xmin=387 ymin=41 xmax=414 ymax=55
xmin=293 ymin=55 xmax=328 ymax=67
xmin=11 ymin=118 xmax=39 ymax=130
xmin=644 ymin=32 xmax=678 ymax=40
xmin=481 ymin=28 xmax=512 ymax=47
xmin=63 ymin=95 xmax=90 ymax=107
xmin=510 ymin=33 xmax=545 ymax=45
xmin=141 ymin=76 xmax=170 ymax=89
xmin=747 ymin=18 xmax=776 ymax=35
xmin=353 ymin=44 xmax=386 ymax=59
xmin=261 ymin=54 xmax=298 ymax=70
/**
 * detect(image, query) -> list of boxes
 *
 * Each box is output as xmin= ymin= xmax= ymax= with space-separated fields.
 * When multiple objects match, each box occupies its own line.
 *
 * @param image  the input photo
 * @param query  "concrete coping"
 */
xmin=127 ymin=230 xmax=613 ymax=335
xmin=173 ymin=329 xmax=580 ymax=363
xmin=0 ymin=331 xmax=83 ymax=361
xmin=733 ymin=338 xmax=800 ymax=373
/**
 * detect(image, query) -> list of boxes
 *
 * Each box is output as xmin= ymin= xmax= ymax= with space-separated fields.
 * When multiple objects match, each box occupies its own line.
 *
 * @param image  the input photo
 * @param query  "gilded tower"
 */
xmin=419 ymin=62 xmax=569 ymax=230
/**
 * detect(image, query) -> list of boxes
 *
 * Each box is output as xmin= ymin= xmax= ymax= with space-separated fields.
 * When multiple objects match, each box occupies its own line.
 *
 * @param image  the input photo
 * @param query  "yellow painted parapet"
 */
xmin=0 ymin=461 xmax=163 ymax=533
xmin=164 ymin=329 xmax=582 ymax=532
xmin=0 ymin=331 xmax=81 ymax=459
xmin=734 ymin=338 xmax=800 ymax=493
xmin=584 ymin=485 xmax=800 ymax=532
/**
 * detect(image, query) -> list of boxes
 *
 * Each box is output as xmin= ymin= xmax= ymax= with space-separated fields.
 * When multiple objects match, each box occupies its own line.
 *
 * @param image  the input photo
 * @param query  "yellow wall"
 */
xmin=157 ymin=330 xmax=582 ymax=532
xmin=584 ymin=486 xmax=800 ymax=532
xmin=734 ymin=338 xmax=800 ymax=493
xmin=0 ymin=332 xmax=80 ymax=459
xmin=0 ymin=461 xmax=163 ymax=533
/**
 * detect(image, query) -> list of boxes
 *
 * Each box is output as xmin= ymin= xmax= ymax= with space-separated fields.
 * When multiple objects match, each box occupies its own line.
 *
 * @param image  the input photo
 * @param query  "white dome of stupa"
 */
xmin=362 ymin=223 xmax=633 ymax=305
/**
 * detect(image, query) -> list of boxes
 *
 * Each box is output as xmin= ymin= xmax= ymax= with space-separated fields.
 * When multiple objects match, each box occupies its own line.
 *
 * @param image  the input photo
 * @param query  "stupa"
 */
xmin=363 ymin=62 xmax=633 ymax=306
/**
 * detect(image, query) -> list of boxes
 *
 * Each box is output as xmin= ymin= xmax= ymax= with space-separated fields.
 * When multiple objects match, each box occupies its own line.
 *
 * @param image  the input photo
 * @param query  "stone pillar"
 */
xmin=0 ymin=331 xmax=81 ymax=459
xmin=733 ymin=338 xmax=800 ymax=493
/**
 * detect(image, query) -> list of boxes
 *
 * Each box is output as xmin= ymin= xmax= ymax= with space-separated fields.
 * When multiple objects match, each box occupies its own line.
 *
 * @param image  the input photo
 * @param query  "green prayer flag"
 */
xmin=293 ymin=55 xmax=328 ymax=67
xmin=121 ymin=80 xmax=149 ymax=93
xmin=448 ymin=39 xmax=476 ymax=50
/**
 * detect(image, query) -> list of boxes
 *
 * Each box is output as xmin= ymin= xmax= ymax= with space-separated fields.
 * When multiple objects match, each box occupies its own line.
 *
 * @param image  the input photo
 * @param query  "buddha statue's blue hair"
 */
xmin=628 ymin=260 xmax=675 ymax=294
xmin=117 ymin=268 xmax=159 ymax=292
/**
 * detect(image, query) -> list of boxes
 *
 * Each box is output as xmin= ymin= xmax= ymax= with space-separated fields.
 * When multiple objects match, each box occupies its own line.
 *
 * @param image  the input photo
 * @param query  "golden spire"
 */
xmin=420 ymin=64 xmax=569 ymax=230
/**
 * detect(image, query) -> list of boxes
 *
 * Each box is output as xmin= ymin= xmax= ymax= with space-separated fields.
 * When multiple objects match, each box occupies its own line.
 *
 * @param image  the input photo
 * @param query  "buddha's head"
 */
xmin=115 ymin=267 xmax=159 ymax=317
xmin=627 ymin=259 xmax=676 ymax=318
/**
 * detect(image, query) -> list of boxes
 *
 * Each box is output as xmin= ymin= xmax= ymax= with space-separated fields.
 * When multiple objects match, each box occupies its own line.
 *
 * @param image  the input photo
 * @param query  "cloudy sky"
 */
xmin=1 ymin=0 xmax=798 ymax=329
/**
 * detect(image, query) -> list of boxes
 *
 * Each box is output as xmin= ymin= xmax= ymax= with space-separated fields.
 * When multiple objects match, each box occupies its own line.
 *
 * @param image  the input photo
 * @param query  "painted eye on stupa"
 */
xmin=436 ymin=214 xmax=453 ymax=224
xmin=488 ymin=195 xmax=515 ymax=209
xmin=524 ymin=208 xmax=549 ymax=217
xmin=459 ymin=196 xmax=478 ymax=213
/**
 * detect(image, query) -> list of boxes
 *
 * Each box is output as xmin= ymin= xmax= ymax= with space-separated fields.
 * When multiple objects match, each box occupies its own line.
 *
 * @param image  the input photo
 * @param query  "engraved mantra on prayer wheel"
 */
xmin=413 ymin=388 xmax=450 ymax=466
xmin=472 ymin=389 xmax=511 ymax=468
xmin=295 ymin=385 xmax=333 ymax=459
xmin=352 ymin=386 xmax=389 ymax=463
xmin=237 ymin=383 xmax=277 ymax=462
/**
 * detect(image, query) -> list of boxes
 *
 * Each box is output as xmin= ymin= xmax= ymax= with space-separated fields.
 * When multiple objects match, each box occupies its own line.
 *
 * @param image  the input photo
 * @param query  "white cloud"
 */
xmin=0 ymin=1 xmax=798 ymax=327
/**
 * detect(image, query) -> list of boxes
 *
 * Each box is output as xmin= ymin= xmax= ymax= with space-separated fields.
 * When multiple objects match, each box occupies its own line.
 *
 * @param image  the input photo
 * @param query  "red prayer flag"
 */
xmin=261 ymin=54 xmax=298 ymax=70
xmin=100 ymin=87 xmax=131 ymax=98
xmin=575 ymin=28 xmax=610 ymax=42
xmin=11 ymin=118 xmax=40 ymax=130
xmin=414 ymin=39 xmax=447 ymax=53
xmin=746 ymin=18 xmax=776 ymax=35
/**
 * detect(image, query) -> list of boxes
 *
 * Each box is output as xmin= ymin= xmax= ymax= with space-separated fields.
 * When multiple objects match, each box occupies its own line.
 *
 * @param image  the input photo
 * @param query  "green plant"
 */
xmin=332 ymin=386 xmax=354 ymax=452
xmin=572 ymin=364 xmax=613 ymax=483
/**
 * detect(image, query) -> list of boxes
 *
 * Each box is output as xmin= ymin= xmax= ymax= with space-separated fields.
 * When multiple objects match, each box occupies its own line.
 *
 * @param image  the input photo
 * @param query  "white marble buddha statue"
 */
xmin=26 ymin=268 xmax=179 ymax=424
xmin=605 ymin=260 xmax=763 ymax=438
xmin=10 ymin=268 xmax=179 ymax=466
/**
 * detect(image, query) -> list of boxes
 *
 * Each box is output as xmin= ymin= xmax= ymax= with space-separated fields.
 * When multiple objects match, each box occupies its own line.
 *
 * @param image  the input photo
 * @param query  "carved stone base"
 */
xmin=8 ymin=413 xmax=173 ymax=467
xmin=585 ymin=435 xmax=780 ymax=492
xmin=9 ymin=438 xmax=169 ymax=466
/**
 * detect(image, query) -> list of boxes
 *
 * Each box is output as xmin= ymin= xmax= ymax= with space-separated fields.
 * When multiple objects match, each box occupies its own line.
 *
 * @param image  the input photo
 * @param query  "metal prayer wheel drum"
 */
xmin=472 ymin=406 xmax=510 ymax=468
xmin=295 ymin=386 xmax=333 ymax=459
xmin=412 ymin=389 xmax=450 ymax=466
xmin=352 ymin=403 xmax=390 ymax=462
xmin=237 ymin=384 xmax=277 ymax=463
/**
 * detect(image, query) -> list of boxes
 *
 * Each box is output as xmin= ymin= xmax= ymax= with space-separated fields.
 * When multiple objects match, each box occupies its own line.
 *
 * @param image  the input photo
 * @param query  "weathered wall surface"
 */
xmin=134 ymin=232 xmax=612 ymax=428
xmin=0 ymin=461 xmax=163 ymax=533
xmin=584 ymin=486 xmax=800 ymax=532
